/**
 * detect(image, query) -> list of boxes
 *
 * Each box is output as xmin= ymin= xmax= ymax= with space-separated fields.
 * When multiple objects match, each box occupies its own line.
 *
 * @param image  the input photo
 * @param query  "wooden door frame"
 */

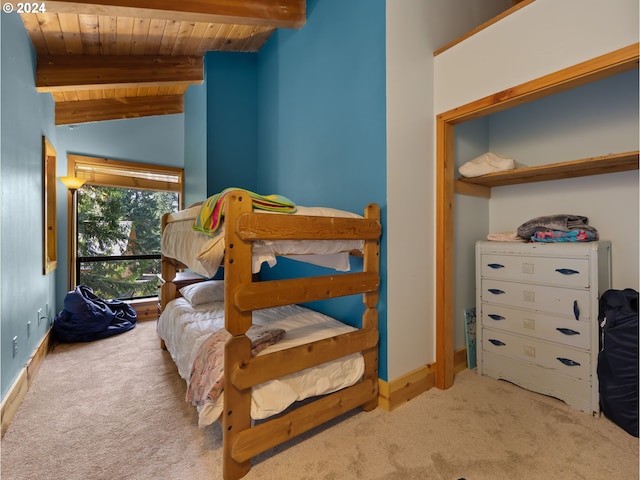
xmin=435 ymin=43 xmax=639 ymax=389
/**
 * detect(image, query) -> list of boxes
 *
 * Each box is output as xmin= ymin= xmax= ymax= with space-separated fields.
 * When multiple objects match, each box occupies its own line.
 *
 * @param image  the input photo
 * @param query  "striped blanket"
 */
xmin=192 ymin=188 xmax=297 ymax=236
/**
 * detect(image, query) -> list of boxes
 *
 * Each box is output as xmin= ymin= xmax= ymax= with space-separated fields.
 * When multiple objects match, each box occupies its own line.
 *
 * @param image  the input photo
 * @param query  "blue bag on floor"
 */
xmin=53 ymin=285 xmax=137 ymax=343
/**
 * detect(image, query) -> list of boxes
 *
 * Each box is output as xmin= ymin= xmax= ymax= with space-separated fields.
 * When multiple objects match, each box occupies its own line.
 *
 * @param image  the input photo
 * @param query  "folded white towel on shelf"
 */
xmin=459 ymin=152 xmax=515 ymax=178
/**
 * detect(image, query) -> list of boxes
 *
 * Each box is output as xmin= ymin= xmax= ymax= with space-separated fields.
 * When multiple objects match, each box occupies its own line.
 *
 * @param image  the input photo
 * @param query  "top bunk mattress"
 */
xmin=161 ymin=204 xmax=366 ymax=278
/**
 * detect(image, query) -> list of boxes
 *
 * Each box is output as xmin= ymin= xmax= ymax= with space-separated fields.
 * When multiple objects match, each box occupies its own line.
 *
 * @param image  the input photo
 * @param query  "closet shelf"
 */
xmin=455 ymin=151 xmax=639 ymax=197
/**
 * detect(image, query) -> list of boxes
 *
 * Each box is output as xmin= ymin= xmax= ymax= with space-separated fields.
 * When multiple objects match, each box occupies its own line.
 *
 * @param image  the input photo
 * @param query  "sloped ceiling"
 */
xmin=19 ymin=1 xmax=305 ymax=124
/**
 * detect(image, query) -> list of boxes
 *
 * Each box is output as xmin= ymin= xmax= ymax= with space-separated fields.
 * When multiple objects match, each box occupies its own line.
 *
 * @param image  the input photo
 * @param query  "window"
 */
xmin=67 ymin=155 xmax=183 ymax=300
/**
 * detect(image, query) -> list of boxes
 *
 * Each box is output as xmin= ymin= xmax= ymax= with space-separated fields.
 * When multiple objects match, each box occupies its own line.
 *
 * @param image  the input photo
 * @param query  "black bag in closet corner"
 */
xmin=597 ymin=288 xmax=639 ymax=437
xmin=53 ymin=285 xmax=137 ymax=343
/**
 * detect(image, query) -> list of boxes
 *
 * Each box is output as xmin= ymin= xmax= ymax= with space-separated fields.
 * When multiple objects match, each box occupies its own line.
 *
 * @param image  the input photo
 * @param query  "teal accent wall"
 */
xmin=1 ymin=11 xmax=185 ymax=400
xmin=1 ymin=12 xmax=57 ymax=398
xmin=55 ymin=117 xmax=184 ymax=168
xmin=255 ymin=0 xmax=387 ymax=377
xmin=191 ymin=0 xmax=388 ymax=377
xmin=184 ymin=80 xmax=208 ymax=208
xmin=256 ymin=0 xmax=386 ymax=208
xmin=205 ymin=52 xmax=258 ymax=195
xmin=54 ymin=116 xmax=185 ymax=304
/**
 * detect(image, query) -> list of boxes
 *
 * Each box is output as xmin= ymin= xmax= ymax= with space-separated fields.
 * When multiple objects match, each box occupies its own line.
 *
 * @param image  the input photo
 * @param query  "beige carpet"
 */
xmin=1 ymin=320 xmax=638 ymax=480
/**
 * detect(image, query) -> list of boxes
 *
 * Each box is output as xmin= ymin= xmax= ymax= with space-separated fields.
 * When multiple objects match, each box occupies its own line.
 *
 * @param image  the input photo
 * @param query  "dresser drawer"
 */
xmin=481 ymin=329 xmax=591 ymax=380
xmin=480 ymin=304 xmax=590 ymax=349
xmin=481 ymin=351 xmax=594 ymax=415
xmin=481 ymin=279 xmax=592 ymax=320
xmin=480 ymin=254 xmax=590 ymax=288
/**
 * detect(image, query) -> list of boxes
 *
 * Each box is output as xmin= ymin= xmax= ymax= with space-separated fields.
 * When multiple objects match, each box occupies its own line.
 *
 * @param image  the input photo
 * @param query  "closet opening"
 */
xmin=434 ymin=43 xmax=639 ymax=390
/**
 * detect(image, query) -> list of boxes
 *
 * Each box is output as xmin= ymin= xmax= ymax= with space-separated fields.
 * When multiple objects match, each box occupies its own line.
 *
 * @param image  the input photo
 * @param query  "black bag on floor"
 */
xmin=54 ymin=285 xmax=137 ymax=343
xmin=597 ymin=288 xmax=639 ymax=437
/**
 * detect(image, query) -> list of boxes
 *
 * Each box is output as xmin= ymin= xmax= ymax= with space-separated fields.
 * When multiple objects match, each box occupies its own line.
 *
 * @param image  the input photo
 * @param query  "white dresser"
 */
xmin=476 ymin=240 xmax=611 ymax=416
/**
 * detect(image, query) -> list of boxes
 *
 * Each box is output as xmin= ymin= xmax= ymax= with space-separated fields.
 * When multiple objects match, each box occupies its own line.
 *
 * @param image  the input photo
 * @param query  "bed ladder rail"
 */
xmin=230 ymin=377 xmax=378 ymax=464
xmin=229 ymin=327 xmax=379 ymax=390
xmin=235 ymin=211 xmax=381 ymax=241
xmin=232 ymin=271 xmax=379 ymax=311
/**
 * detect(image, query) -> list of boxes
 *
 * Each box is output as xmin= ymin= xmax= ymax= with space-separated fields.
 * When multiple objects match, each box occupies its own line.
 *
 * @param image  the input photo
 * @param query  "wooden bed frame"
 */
xmin=159 ymin=189 xmax=382 ymax=480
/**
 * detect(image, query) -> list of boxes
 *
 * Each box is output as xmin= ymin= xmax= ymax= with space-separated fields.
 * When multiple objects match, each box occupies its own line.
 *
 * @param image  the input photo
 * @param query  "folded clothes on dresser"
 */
xmin=517 ymin=214 xmax=599 ymax=242
xmin=531 ymin=229 xmax=599 ymax=242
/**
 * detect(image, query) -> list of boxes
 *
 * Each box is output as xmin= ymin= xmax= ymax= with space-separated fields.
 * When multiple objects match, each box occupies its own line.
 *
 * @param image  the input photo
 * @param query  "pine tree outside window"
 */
xmin=66 ymin=155 xmax=183 ymax=300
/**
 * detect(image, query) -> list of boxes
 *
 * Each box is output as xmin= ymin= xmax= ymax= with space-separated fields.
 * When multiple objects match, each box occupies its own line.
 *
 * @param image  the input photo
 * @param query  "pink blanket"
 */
xmin=186 ymin=326 xmax=286 ymax=407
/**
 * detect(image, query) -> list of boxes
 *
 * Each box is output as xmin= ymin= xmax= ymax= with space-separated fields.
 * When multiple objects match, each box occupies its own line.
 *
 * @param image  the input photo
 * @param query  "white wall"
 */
xmin=491 ymin=172 xmax=638 ymax=290
xmin=434 ymin=0 xmax=640 ymax=353
xmin=434 ymin=0 xmax=639 ymax=114
xmin=385 ymin=0 xmax=512 ymax=380
xmin=488 ymin=70 xmax=639 ymax=290
xmin=386 ymin=0 xmax=434 ymax=380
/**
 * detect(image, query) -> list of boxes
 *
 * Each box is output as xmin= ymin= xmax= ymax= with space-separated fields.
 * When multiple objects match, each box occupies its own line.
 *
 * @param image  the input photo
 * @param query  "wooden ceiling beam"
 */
xmin=43 ymin=1 xmax=306 ymax=28
xmin=55 ymin=94 xmax=184 ymax=124
xmin=37 ymin=55 xmax=203 ymax=92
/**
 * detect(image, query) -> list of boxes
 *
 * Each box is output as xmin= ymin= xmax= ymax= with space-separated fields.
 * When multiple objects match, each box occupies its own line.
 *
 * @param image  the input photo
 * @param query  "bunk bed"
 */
xmin=157 ymin=189 xmax=381 ymax=480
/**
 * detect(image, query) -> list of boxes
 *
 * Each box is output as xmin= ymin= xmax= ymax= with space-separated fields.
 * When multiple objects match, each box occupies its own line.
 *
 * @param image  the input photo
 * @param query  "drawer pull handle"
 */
xmin=573 ymin=300 xmax=580 ymax=320
xmin=556 ymin=327 xmax=580 ymax=336
xmin=488 ymin=339 xmax=506 ymax=346
xmin=487 ymin=263 xmax=504 ymax=269
xmin=488 ymin=314 xmax=505 ymax=321
xmin=488 ymin=288 xmax=505 ymax=295
xmin=557 ymin=357 xmax=581 ymax=367
xmin=556 ymin=268 xmax=580 ymax=275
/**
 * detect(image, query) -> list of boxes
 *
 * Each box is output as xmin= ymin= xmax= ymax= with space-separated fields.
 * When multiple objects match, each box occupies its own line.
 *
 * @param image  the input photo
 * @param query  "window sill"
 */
xmin=126 ymin=297 xmax=158 ymax=321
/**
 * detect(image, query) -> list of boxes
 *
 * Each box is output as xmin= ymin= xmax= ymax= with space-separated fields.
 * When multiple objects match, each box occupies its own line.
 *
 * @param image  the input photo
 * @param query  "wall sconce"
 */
xmin=59 ymin=176 xmax=86 ymax=290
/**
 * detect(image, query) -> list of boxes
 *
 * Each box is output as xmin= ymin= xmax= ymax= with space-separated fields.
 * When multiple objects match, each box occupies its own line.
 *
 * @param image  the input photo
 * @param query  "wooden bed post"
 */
xmin=160 ymin=213 xmax=177 ymax=312
xmin=222 ymin=191 xmax=254 ymax=480
xmin=361 ymin=203 xmax=381 ymax=411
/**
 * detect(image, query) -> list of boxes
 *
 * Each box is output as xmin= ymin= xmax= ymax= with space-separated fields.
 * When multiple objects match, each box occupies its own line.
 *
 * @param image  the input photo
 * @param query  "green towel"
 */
xmin=193 ymin=187 xmax=297 ymax=236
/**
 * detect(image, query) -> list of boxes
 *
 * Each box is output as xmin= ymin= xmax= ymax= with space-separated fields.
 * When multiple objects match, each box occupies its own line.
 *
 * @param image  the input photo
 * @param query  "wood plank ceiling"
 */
xmin=19 ymin=1 xmax=305 ymax=124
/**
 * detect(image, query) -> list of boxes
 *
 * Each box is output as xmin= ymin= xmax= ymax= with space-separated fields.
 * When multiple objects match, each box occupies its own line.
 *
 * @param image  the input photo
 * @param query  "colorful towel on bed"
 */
xmin=531 ymin=229 xmax=599 ymax=242
xmin=192 ymin=188 xmax=297 ymax=236
xmin=185 ymin=325 xmax=286 ymax=407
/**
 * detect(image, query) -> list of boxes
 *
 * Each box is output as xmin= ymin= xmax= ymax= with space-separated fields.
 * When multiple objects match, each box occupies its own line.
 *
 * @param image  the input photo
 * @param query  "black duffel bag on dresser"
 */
xmin=597 ymin=288 xmax=639 ymax=437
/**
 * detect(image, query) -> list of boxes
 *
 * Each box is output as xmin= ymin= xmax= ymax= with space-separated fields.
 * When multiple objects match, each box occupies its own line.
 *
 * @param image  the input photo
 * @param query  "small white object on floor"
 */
xmin=459 ymin=152 xmax=515 ymax=178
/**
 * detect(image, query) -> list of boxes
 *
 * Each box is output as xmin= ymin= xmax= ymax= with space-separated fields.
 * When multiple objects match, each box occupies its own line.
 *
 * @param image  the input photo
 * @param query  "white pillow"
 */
xmin=179 ymin=280 xmax=224 ymax=306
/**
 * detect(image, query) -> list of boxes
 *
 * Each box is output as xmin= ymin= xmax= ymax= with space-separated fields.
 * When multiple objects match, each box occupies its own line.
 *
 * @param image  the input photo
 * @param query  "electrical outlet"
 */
xmin=37 ymin=308 xmax=42 ymax=326
xmin=12 ymin=337 xmax=18 ymax=358
xmin=27 ymin=321 xmax=31 ymax=337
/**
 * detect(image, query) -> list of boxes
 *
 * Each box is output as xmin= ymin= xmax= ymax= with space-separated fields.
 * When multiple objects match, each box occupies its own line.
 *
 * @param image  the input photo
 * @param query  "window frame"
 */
xmin=66 ymin=154 xmax=183 ymax=291
xmin=43 ymin=136 xmax=58 ymax=275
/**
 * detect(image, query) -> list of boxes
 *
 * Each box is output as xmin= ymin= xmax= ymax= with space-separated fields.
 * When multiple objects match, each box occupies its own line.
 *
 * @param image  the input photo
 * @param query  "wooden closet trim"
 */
xmin=435 ymin=43 xmax=639 ymax=390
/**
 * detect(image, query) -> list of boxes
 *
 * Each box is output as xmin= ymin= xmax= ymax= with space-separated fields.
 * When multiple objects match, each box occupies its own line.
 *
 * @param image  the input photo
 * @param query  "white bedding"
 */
xmin=161 ymin=205 xmax=365 ymax=278
xmin=157 ymin=297 xmax=365 ymax=426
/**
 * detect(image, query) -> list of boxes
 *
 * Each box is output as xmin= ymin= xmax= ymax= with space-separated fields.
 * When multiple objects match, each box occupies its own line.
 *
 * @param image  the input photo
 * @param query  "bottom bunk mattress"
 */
xmin=157 ymin=293 xmax=364 ymax=427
